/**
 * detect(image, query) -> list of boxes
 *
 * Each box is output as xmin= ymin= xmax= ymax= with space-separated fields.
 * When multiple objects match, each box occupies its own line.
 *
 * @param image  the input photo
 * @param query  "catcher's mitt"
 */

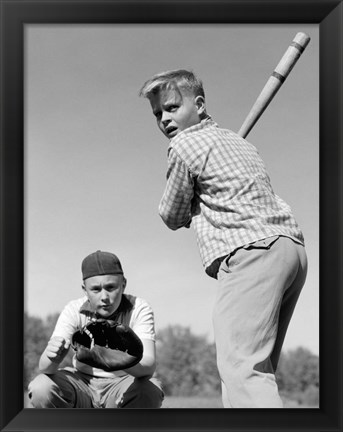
xmin=72 ymin=320 xmax=143 ymax=372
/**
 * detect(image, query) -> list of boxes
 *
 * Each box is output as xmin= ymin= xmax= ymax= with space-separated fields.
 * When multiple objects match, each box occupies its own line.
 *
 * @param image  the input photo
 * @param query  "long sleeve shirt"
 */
xmin=159 ymin=117 xmax=304 ymax=278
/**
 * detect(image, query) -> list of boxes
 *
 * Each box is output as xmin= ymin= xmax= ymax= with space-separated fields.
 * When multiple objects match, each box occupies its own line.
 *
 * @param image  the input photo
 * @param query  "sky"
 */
xmin=25 ymin=24 xmax=319 ymax=354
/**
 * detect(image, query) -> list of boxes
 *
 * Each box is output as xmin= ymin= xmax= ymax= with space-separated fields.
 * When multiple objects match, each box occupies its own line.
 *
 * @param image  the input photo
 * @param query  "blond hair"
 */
xmin=139 ymin=69 xmax=205 ymax=100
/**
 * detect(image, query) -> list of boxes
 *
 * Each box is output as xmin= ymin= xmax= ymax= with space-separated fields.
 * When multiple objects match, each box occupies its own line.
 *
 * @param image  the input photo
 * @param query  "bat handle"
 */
xmin=238 ymin=32 xmax=311 ymax=139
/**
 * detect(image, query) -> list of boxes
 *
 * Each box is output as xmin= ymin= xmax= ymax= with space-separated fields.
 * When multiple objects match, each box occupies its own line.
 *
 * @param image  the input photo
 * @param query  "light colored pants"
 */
xmin=213 ymin=236 xmax=307 ymax=408
xmin=28 ymin=367 xmax=164 ymax=408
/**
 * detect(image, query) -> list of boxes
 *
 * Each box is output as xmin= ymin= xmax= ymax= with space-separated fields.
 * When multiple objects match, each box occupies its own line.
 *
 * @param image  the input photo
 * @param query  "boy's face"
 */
xmin=149 ymin=87 xmax=205 ymax=139
xmin=83 ymin=274 xmax=126 ymax=318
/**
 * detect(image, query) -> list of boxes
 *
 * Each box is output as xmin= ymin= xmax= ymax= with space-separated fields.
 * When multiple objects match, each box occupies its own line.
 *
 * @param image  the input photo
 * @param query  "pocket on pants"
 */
xmin=242 ymin=235 xmax=279 ymax=250
xmin=219 ymin=236 xmax=280 ymax=275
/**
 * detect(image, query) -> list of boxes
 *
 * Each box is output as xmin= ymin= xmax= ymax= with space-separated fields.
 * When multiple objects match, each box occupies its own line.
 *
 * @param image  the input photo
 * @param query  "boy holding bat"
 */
xmin=139 ymin=69 xmax=307 ymax=408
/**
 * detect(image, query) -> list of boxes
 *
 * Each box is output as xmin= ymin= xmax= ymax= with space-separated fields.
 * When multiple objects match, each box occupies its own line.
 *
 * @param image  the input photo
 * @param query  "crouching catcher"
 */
xmin=28 ymin=250 xmax=164 ymax=408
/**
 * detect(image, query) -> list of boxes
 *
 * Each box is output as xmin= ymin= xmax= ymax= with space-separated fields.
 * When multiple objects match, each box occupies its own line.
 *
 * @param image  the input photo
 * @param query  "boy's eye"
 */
xmin=168 ymin=105 xmax=178 ymax=112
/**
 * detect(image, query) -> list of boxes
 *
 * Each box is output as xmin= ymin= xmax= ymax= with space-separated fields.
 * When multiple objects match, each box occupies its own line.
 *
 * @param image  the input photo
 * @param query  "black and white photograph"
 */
xmin=24 ymin=24 xmax=319 ymax=409
xmin=1 ymin=1 xmax=342 ymax=431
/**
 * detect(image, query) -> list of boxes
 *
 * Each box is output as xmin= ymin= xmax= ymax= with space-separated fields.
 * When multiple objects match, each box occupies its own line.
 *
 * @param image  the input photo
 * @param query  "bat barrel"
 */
xmin=238 ymin=32 xmax=310 ymax=139
xmin=273 ymin=32 xmax=310 ymax=80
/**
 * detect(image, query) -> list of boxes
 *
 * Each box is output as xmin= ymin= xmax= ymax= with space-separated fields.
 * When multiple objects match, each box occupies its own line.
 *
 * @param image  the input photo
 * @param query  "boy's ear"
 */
xmin=195 ymin=95 xmax=206 ymax=116
xmin=122 ymin=277 xmax=127 ymax=291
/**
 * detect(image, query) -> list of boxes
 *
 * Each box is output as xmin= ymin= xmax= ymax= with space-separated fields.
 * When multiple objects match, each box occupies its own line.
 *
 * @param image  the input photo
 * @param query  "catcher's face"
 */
xmin=83 ymin=274 xmax=126 ymax=318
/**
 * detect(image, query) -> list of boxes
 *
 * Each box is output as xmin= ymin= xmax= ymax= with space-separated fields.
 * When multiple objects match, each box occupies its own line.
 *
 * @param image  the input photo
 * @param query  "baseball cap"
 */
xmin=82 ymin=250 xmax=124 ymax=280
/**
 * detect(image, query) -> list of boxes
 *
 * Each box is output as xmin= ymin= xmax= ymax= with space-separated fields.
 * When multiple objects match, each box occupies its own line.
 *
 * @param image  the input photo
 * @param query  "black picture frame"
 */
xmin=0 ymin=0 xmax=342 ymax=431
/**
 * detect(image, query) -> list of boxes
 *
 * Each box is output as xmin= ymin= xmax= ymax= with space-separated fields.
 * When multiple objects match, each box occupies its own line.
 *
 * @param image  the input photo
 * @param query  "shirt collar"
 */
xmin=79 ymin=294 xmax=133 ymax=321
xmin=168 ymin=115 xmax=217 ymax=148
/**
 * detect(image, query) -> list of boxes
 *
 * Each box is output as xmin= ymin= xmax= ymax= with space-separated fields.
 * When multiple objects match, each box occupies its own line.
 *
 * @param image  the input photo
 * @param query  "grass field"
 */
xmin=25 ymin=392 xmax=316 ymax=409
xmin=162 ymin=396 xmax=223 ymax=408
xmin=161 ymin=396 xmax=314 ymax=408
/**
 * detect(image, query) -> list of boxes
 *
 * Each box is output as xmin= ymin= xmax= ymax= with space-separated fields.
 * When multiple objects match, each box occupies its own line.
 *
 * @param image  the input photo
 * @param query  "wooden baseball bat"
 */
xmin=238 ymin=32 xmax=311 ymax=138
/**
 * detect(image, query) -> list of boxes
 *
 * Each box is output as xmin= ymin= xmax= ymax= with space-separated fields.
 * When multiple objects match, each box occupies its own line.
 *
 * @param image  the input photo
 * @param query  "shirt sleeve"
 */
xmin=158 ymin=147 xmax=194 ymax=230
xmin=129 ymin=298 xmax=156 ymax=342
xmin=50 ymin=300 xmax=81 ymax=342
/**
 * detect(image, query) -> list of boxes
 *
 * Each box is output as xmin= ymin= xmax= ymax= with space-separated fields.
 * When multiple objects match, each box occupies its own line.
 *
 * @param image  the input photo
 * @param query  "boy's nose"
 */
xmin=100 ymin=290 xmax=110 ymax=301
xmin=161 ymin=112 xmax=171 ymax=124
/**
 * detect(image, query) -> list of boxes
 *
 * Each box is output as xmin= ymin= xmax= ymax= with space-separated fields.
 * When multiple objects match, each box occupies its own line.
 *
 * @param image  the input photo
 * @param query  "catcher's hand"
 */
xmin=72 ymin=320 xmax=143 ymax=372
xmin=46 ymin=336 xmax=70 ymax=364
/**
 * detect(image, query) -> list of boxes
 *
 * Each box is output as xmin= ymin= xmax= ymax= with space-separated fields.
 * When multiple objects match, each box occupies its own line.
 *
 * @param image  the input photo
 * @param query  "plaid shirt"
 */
xmin=159 ymin=117 xmax=304 ymax=278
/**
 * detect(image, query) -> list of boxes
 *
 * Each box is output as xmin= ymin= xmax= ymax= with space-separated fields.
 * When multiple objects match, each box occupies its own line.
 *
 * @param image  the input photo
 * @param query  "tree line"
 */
xmin=24 ymin=313 xmax=319 ymax=406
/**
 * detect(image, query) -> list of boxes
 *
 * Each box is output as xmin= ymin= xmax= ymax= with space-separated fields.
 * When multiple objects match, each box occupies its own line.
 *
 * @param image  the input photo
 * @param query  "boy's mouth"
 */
xmin=166 ymin=126 xmax=178 ymax=137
